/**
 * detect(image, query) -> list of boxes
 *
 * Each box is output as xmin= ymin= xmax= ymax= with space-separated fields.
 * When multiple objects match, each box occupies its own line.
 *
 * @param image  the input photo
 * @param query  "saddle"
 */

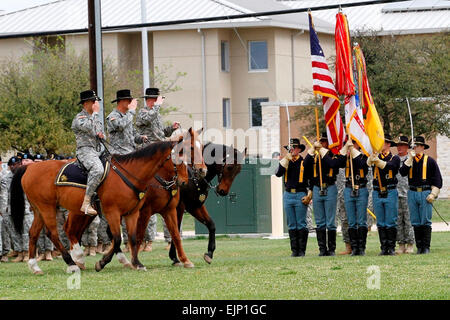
xmin=54 ymin=156 xmax=110 ymax=189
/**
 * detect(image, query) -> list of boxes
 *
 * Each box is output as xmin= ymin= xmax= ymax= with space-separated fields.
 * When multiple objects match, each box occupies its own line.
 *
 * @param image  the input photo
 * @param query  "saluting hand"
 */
xmin=92 ymin=101 xmax=100 ymax=113
xmin=156 ymin=95 xmax=165 ymax=105
xmin=97 ymin=132 xmax=105 ymax=139
xmin=128 ymin=99 xmax=137 ymax=111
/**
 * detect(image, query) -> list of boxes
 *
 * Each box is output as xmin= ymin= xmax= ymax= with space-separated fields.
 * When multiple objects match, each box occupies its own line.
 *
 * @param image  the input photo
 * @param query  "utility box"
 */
xmin=195 ymin=158 xmax=280 ymax=234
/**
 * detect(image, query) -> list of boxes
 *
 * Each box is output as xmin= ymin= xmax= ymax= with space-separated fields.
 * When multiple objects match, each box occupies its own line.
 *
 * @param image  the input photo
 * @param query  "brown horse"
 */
xmin=170 ymin=143 xmax=246 ymax=265
xmin=134 ymin=128 xmax=207 ymax=269
xmin=10 ymin=137 xmax=189 ymax=275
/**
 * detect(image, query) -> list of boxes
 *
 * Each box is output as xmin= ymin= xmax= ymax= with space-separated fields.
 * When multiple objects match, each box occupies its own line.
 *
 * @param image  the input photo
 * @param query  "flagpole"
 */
xmin=314 ymin=96 xmax=324 ymax=193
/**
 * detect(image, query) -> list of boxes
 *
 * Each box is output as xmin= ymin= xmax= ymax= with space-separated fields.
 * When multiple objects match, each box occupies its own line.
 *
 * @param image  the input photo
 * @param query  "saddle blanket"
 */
xmin=55 ymin=160 xmax=110 ymax=189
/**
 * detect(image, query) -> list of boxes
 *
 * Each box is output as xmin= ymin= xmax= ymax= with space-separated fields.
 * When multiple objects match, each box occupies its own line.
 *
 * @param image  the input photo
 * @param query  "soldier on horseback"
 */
xmin=71 ymin=90 xmax=104 ymax=216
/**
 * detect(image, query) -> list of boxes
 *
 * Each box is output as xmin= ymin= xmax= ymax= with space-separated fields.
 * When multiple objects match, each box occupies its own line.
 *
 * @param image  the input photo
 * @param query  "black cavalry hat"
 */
xmin=384 ymin=134 xmax=397 ymax=147
xmin=78 ymin=90 xmax=101 ymax=105
xmin=319 ymin=131 xmax=328 ymax=142
xmin=34 ymin=153 xmax=46 ymax=161
xmin=7 ymin=156 xmax=20 ymax=166
xmin=141 ymin=87 xmax=160 ymax=99
xmin=411 ymin=136 xmax=430 ymax=149
xmin=396 ymin=135 xmax=410 ymax=147
xmin=283 ymin=138 xmax=306 ymax=152
xmin=111 ymin=89 xmax=134 ymax=103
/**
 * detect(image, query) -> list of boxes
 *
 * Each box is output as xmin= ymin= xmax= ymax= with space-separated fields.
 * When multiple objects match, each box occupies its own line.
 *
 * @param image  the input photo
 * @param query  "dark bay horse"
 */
xmin=169 ymin=143 xmax=246 ymax=265
xmin=133 ymin=128 xmax=207 ymax=270
xmin=10 ymin=138 xmax=185 ymax=275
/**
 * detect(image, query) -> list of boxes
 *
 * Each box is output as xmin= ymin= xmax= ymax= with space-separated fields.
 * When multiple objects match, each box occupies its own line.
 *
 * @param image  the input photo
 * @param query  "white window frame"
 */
xmin=248 ymin=40 xmax=268 ymax=72
xmin=221 ymin=40 xmax=230 ymax=72
xmin=222 ymin=98 xmax=231 ymax=128
xmin=249 ymin=98 xmax=268 ymax=128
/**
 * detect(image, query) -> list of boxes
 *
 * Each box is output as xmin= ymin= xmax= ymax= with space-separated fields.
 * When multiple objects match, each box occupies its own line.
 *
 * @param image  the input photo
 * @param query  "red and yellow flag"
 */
xmin=354 ymin=44 xmax=384 ymax=153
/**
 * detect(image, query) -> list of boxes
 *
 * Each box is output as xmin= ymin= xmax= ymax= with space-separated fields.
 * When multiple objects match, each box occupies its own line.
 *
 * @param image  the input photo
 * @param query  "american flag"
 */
xmin=309 ymin=12 xmax=344 ymax=154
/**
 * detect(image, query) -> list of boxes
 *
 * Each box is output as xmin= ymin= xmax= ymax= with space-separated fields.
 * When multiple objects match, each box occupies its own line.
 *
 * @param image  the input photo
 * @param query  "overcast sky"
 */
xmin=0 ymin=0 xmax=56 ymax=13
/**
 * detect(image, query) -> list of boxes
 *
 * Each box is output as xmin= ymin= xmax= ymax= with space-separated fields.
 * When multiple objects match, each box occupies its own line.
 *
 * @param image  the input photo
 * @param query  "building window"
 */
xmin=223 ymin=98 xmax=231 ymax=128
xmin=248 ymin=40 xmax=268 ymax=71
xmin=221 ymin=41 xmax=230 ymax=72
xmin=249 ymin=98 xmax=268 ymax=127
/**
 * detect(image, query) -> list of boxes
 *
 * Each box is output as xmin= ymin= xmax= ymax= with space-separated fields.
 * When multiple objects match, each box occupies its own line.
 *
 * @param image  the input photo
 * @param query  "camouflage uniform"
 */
xmin=37 ymin=229 xmax=53 ymax=253
xmin=106 ymin=107 xmax=145 ymax=247
xmin=71 ymin=109 xmax=104 ymax=198
xmin=106 ymin=108 xmax=144 ymax=154
xmin=97 ymin=214 xmax=111 ymax=247
xmin=136 ymin=104 xmax=175 ymax=144
xmin=56 ymin=208 xmax=70 ymax=250
xmin=396 ymin=154 xmax=414 ymax=244
xmin=81 ymin=215 xmax=100 ymax=247
xmin=336 ymin=169 xmax=349 ymax=243
xmin=136 ymin=104 xmax=176 ymax=244
xmin=8 ymin=197 xmax=33 ymax=252
xmin=366 ymin=168 xmax=375 ymax=228
xmin=1 ymin=170 xmax=14 ymax=253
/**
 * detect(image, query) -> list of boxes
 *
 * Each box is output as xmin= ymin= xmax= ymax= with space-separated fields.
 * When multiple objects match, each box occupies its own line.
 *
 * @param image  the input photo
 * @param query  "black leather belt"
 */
xmin=373 ymin=185 xmax=397 ymax=191
xmin=410 ymin=186 xmax=431 ymax=192
xmin=313 ymin=182 xmax=335 ymax=188
xmin=285 ymin=187 xmax=307 ymax=193
xmin=345 ymin=182 xmax=367 ymax=188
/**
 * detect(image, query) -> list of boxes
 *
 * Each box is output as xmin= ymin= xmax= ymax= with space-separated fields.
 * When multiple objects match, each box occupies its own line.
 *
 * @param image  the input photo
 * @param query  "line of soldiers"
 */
xmin=276 ymin=133 xmax=442 ymax=257
xmin=0 ymin=87 xmax=182 ymax=263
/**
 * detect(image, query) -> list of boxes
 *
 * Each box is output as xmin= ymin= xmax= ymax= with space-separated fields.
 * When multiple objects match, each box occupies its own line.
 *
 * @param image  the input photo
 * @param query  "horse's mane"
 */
xmin=113 ymin=141 xmax=172 ymax=163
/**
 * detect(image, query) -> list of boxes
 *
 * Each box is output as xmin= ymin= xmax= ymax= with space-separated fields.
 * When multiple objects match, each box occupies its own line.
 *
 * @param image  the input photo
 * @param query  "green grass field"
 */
xmin=433 ymin=199 xmax=450 ymax=223
xmin=0 ymin=231 xmax=448 ymax=300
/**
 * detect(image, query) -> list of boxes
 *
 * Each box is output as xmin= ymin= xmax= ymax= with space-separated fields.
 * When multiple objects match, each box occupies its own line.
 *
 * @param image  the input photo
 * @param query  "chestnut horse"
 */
xmin=169 ymin=143 xmax=246 ymax=265
xmin=10 ymin=138 xmax=187 ymax=274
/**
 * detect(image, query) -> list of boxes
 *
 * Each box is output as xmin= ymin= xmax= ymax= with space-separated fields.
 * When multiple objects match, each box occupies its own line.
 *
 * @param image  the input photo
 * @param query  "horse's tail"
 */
xmin=10 ymin=165 xmax=28 ymax=234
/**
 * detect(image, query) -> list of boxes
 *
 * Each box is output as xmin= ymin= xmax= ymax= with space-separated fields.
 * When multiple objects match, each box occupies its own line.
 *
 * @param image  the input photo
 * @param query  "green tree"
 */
xmin=0 ymin=38 xmax=186 ymax=155
xmin=294 ymin=32 xmax=450 ymax=140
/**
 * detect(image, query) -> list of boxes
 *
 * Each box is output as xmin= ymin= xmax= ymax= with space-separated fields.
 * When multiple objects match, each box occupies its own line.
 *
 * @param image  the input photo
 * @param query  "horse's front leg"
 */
xmin=123 ymin=210 xmax=145 ymax=270
xmin=192 ymin=205 xmax=216 ymax=264
xmin=164 ymin=207 xmax=193 ymax=268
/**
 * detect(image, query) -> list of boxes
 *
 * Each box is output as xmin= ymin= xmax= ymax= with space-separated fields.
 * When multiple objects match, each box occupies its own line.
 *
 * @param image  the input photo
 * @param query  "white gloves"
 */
xmin=280 ymin=153 xmax=293 ymax=168
xmin=308 ymin=147 xmax=315 ymax=156
xmin=373 ymin=157 xmax=386 ymax=169
xmin=426 ymin=186 xmax=440 ymax=203
xmin=350 ymin=147 xmax=361 ymax=159
xmin=404 ymin=150 xmax=416 ymax=167
xmin=339 ymin=139 xmax=353 ymax=156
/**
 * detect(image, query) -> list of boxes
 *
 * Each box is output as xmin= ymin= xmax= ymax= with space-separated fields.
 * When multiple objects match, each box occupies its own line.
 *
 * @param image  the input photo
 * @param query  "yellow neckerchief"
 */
xmin=409 ymin=153 xmax=428 ymax=180
xmin=374 ymin=151 xmax=392 ymax=187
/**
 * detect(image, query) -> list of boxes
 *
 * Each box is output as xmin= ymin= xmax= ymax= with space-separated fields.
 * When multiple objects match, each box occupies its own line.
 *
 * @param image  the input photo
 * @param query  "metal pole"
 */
xmin=141 ymin=0 xmax=150 ymax=98
xmin=94 ymin=0 xmax=104 ymax=126
xmin=88 ymin=0 xmax=104 ymax=127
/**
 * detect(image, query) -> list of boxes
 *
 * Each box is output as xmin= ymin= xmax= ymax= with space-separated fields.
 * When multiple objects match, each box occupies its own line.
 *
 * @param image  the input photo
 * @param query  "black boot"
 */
xmin=348 ymin=228 xmax=359 ymax=256
xmin=377 ymin=226 xmax=388 ymax=255
xmin=288 ymin=229 xmax=299 ymax=257
xmin=297 ymin=228 xmax=309 ymax=257
xmin=413 ymin=226 xmax=423 ymax=254
xmin=386 ymin=227 xmax=397 ymax=256
xmin=357 ymin=226 xmax=368 ymax=256
xmin=316 ymin=228 xmax=328 ymax=256
xmin=422 ymin=226 xmax=432 ymax=254
xmin=327 ymin=230 xmax=336 ymax=256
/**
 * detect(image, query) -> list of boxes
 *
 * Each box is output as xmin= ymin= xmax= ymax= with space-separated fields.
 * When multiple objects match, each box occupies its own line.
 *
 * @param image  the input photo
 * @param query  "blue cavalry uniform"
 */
xmin=369 ymin=135 xmax=401 ymax=255
xmin=303 ymin=132 xmax=342 ymax=256
xmin=399 ymin=136 xmax=442 ymax=254
xmin=275 ymin=138 xmax=310 ymax=257
xmin=339 ymin=140 xmax=369 ymax=256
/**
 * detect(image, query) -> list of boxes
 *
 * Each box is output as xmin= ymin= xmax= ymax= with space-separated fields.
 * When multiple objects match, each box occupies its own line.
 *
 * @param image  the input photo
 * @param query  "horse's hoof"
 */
xmin=184 ymin=262 xmax=195 ymax=268
xmin=172 ymin=261 xmax=183 ymax=267
xmin=66 ymin=265 xmax=80 ymax=274
xmin=33 ymin=270 xmax=44 ymax=275
xmin=95 ymin=261 xmax=103 ymax=272
xmin=75 ymin=262 xmax=86 ymax=270
xmin=203 ymin=253 xmax=212 ymax=264
xmin=137 ymin=265 xmax=147 ymax=271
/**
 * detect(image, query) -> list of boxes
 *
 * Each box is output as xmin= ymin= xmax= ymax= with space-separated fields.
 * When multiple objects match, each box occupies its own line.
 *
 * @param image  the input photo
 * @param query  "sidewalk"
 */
xmin=154 ymin=222 xmax=449 ymax=240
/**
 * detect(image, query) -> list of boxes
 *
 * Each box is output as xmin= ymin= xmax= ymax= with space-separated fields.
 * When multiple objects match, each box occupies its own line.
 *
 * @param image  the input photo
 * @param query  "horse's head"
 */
xmin=216 ymin=146 xmax=247 ymax=196
xmin=189 ymin=127 xmax=207 ymax=178
xmin=204 ymin=143 xmax=247 ymax=196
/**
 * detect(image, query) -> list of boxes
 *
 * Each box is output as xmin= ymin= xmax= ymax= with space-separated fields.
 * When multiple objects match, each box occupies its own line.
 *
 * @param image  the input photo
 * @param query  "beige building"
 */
xmin=0 ymin=0 xmax=448 ymax=197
